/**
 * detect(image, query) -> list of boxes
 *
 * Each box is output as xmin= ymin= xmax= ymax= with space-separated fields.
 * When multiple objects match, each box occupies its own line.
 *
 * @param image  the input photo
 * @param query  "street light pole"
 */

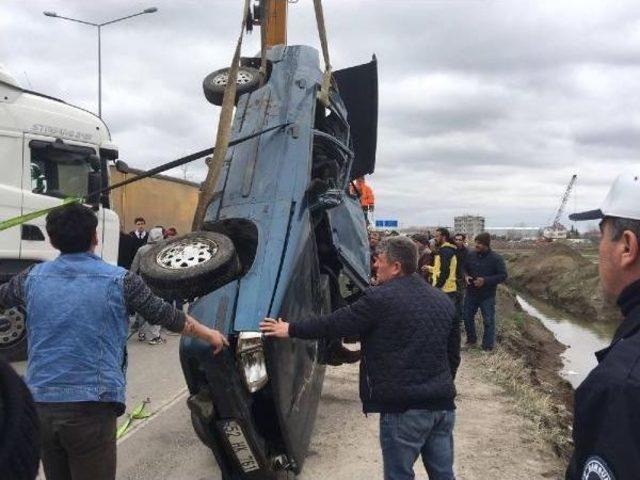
xmin=43 ymin=8 xmax=158 ymax=118
xmin=98 ymin=25 xmax=102 ymax=118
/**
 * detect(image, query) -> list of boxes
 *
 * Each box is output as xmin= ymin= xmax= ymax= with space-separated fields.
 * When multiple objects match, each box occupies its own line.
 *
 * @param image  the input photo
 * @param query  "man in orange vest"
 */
xmin=351 ymin=176 xmax=375 ymax=224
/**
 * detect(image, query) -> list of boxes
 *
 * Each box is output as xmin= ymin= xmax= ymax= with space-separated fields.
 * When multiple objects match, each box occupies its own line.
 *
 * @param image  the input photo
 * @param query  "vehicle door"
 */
xmin=0 ymin=129 xmax=23 ymax=260
xmin=326 ymin=195 xmax=370 ymax=290
xmin=325 ymin=56 xmax=378 ymax=289
xmin=21 ymin=135 xmax=106 ymax=261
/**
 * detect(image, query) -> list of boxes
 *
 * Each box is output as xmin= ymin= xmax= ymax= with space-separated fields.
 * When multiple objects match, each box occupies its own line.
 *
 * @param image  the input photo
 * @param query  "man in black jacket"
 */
xmin=453 ymin=233 xmax=468 ymax=323
xmin=565 ymin=174 xmax=640 ymax=480
xmin=261 ymin=236 xmax=457 ymax=480
xmin=462 ymin=232 xmax=507 ymax=351
xmin=129 ymin=217 xmax=148 ymax=254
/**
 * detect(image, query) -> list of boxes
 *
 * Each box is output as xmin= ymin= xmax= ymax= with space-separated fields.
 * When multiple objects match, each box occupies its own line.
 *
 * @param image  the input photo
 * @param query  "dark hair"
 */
xmin=411 ymin=233 xmax=430 ymax=246
xmin=376 ymin=236 xmax=417 ymax=275
xmin=46 ymin=204 xmax=98 ymax=253
xmin=607 ymin=217 xmax=640 ymax=241
xmin=134 ymin=217 xmax=145 ymax=224
xmin=436 ymin=227 xmax=451 ymax=241
xmin=475 ymin=232 xmax=491 ymax=247
xmin=454 ymin=233 xmax=466 ymax=240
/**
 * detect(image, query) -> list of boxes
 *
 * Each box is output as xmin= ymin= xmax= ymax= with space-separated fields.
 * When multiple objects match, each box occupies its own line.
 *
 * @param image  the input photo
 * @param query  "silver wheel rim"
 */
xmin=211 ymin=69 xmax=254 ymax=87
xmin=0 ymin=307 xmax=25 ymax=347
xmin=157 ymin=238 xmax=219 ymax=270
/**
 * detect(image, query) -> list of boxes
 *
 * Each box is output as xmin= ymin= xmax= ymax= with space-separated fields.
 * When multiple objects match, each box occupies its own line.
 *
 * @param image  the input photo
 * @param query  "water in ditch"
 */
xmin=515 ymin=295 xmax=620 ymax=389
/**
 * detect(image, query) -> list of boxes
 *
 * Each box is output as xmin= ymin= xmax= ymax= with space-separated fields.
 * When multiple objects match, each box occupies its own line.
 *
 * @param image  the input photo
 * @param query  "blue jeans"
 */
xmin=463 ymin=294 xmax=496 ymax=349
xmin=380 ymin=409 xmax=455 ymax=480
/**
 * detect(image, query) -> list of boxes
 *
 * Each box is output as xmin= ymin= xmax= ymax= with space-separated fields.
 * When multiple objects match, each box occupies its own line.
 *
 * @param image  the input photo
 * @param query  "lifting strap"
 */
xmin=192 ymin=0 xmax=252 ymax=231
xmin=313 ymin=0 xmax=332 ymax=106
xmin=116 ymin=398 xmax=151 ymax=440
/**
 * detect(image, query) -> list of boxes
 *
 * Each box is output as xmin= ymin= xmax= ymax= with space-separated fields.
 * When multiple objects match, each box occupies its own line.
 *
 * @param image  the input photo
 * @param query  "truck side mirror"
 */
xmin=88 ymin=154 xmax=101 ymax=172
xmin=115 ymin=160 xmax=130 ymax=173
xmin=87 ymin=172 xmax=102 ymax=210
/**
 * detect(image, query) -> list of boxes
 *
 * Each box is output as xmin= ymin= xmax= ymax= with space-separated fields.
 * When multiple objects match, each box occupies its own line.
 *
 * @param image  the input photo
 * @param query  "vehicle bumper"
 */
xmin=181 ymin=337 xmax=283 ymax=479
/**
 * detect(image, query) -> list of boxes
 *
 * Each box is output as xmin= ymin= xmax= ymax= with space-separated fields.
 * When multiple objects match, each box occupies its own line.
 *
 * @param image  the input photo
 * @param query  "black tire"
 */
xmin=203 ymin=66 xmax=261 ymax=106
xmin=0 ymin=306 xmax=27 ymax=361
xmin=139 ymin=231 xmax=242 ymax=301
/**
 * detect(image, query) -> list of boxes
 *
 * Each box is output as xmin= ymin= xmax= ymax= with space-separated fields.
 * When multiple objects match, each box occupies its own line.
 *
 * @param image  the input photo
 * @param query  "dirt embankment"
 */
xmin=490 ymin=286 xmax=574 ymax=459
xmin=503 ymin=243 xmax=621 ymax=323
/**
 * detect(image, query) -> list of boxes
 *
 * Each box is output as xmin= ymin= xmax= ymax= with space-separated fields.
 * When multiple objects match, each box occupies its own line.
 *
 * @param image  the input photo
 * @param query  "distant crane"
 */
xmin=543 ymin=174 xmax=577 ymax=240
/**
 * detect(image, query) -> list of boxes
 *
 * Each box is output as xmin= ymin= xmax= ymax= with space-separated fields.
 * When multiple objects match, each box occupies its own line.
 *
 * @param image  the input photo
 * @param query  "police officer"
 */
xmin=567 ymin=173 xmax=640 ymax=480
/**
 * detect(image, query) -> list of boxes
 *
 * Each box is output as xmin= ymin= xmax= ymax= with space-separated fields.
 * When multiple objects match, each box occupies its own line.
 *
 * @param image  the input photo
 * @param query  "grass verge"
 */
xmin=467 ymin=286 xmax=573 ymax=459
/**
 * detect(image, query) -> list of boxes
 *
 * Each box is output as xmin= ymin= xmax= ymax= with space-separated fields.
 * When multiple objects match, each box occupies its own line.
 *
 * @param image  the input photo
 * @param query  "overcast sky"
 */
xmin=3 ymin=0 xmax=639 ymax=230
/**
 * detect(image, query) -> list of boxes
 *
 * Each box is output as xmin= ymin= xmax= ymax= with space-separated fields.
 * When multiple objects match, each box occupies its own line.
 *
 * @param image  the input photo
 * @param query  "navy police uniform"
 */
xmin=566 ymin=278 xmax=640 ymax=480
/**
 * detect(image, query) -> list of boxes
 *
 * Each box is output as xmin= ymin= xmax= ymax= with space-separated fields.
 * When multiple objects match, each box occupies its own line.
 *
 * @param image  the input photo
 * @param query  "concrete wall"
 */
xmin=109 ymin=166 xmax=200 ymax=235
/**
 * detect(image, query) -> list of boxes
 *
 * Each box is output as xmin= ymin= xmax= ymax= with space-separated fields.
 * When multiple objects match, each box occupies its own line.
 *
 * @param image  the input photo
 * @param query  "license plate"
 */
xmin=222 ymin=420 xmax=260 ymax=473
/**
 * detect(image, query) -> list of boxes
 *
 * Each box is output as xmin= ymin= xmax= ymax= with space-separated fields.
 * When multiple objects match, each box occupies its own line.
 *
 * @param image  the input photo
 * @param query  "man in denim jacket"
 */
xmin=0 ymin=204 xmax=227 ymax=480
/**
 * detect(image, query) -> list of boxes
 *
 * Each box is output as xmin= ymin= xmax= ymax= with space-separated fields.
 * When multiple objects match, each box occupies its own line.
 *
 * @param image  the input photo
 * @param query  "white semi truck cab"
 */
xmin=0 ymin=67 xmax=120 ymax=360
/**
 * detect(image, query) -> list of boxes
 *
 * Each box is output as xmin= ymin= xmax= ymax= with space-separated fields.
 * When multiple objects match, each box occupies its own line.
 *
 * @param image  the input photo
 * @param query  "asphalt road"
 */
xmin=11 ymin=331 xmax=189 ymax=421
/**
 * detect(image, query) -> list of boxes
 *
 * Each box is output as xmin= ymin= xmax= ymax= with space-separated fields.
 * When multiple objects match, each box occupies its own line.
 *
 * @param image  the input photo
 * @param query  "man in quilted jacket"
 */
xmin=261 ymin=235 xmax=457 ymax=480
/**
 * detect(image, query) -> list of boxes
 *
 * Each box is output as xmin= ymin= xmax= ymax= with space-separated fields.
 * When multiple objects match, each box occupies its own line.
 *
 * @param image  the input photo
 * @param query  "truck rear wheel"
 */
xmin=203 ymin=66 xmax=261 ymax=106
xmin=139 ymin=231 xmax=242 ymax=301
xmin=0 ymin=306 xmax=27 ymax=361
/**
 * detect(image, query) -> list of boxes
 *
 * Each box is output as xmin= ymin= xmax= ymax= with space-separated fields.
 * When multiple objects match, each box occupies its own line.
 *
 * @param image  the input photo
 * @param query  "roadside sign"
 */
xmin=375 ymin=219 xmax=398 ymax=228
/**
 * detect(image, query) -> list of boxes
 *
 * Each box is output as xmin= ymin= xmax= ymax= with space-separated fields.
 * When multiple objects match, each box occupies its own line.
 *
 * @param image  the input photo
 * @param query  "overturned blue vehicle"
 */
xmin=140 ymin=45 xmax=377 ymax=479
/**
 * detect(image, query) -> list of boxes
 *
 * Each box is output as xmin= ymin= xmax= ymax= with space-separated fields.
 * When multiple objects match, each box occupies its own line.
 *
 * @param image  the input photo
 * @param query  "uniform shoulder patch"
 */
xmin=582 ymin=456 xmax=615 ymax=480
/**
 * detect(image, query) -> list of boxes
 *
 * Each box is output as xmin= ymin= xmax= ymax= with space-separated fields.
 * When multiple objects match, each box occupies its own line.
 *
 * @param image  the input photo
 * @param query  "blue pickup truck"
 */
xmin=140 ymin=44 xmax=377 ymax=479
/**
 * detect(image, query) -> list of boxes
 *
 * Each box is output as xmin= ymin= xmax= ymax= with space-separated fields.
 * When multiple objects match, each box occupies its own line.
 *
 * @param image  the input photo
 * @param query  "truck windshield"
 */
xmin=30 ymin=141 xmax=95 ymax=199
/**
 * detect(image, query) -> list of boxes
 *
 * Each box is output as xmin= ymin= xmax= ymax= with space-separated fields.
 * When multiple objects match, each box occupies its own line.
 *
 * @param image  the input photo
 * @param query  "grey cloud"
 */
xmin=575 ymin=125 xmax=640 ymax=151
xmin=307 ymin=1 xmax=640 ymax=75
xmin=382 ymin=102 xmax=508 ymax=137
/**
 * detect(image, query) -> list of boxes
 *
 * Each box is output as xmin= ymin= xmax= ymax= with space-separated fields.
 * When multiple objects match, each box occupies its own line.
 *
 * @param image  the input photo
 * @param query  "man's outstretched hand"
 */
xmin=260 ymin=318 xmax=290 ymax=338
xmin=183 ymin=314 xmax=229 ymax=354
xmin=207 ymin=328 xmax=230 ymax=354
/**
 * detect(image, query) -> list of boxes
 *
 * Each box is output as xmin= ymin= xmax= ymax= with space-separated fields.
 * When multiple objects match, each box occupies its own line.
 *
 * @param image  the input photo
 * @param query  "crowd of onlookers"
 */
xmin=370 ymin=228 xmax=507 ymax=355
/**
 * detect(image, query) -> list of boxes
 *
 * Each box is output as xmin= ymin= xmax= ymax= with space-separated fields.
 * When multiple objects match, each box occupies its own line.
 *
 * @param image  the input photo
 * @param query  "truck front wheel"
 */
xmin=0 ymin=306 xmax=27 ymax=361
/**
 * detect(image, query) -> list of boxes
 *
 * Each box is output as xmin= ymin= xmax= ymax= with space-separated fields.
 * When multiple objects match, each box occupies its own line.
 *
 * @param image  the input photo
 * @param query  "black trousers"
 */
xmin=36 ymin=402 xmax=117 ymax=480
xmin=446 ymin=292 xmax=462 ymax=380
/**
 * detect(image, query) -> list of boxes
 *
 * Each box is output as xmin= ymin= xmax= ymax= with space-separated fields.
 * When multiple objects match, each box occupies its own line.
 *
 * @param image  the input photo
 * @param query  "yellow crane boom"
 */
xmin=254 ymin=0 xmax=288 ymax=48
